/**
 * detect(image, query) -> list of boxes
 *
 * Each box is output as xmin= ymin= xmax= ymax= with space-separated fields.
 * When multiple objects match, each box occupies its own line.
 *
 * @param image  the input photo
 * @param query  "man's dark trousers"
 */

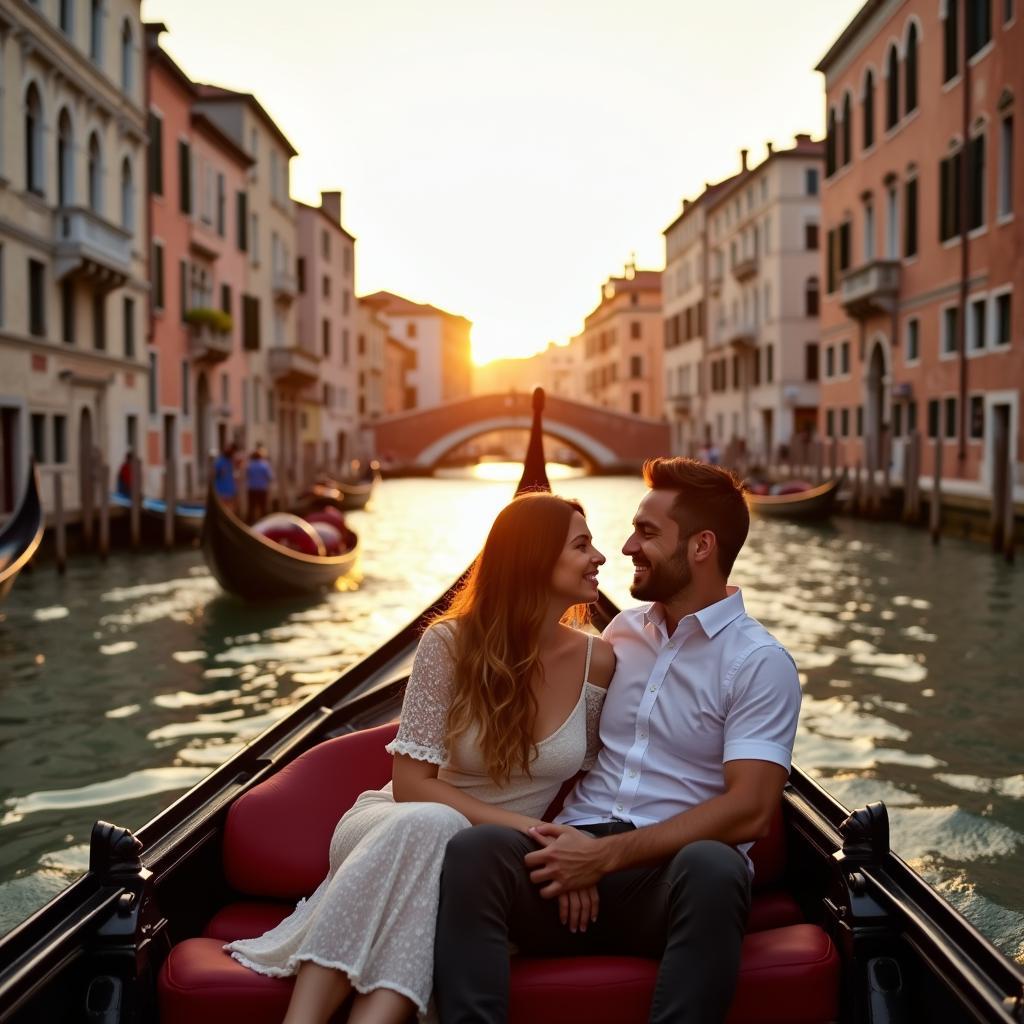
xmin=434 ymin=822 xmax=751 ymax=1023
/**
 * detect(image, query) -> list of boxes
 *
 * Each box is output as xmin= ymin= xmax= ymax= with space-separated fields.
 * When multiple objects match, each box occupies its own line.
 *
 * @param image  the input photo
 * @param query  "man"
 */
xmin=434 ymin=457 xmax=801 ymax=1023
xmin=246 ymin=446 xmax=273 ymax=523
xmin=213 ymin=444 xmax=237 ymax=509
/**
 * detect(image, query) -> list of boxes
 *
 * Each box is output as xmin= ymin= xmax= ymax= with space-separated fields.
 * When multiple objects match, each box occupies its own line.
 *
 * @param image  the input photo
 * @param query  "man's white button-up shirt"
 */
xmin=556 ymin=587 xmax=801 ymax=870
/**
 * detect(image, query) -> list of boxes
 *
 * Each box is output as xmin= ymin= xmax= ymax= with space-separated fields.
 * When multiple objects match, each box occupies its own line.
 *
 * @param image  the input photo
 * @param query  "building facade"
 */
xmin=817 ymin=0 xmax=1022 ymax=485
xmin=0 ymin=0 xmax=148 ymax=516
xmin=355 ymin=297 xmax=388 ymax=423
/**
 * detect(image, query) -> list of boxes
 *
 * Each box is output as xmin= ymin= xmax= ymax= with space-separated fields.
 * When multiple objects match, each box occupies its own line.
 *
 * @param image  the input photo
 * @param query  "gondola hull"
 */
xmin=110 ymin=493 xmax=206 ymax=538
xmin=0 ymin=462 xmax=44 ymax=602
xmin=200 ymin=489 xmax=358 ymax=600
xmin=747 ymin=474 xmax=844 ymax=521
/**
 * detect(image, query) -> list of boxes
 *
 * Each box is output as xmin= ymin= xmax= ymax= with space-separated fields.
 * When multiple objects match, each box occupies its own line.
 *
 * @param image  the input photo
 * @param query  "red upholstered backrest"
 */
xmin=223 ymin=721 xmax=399 ymax=898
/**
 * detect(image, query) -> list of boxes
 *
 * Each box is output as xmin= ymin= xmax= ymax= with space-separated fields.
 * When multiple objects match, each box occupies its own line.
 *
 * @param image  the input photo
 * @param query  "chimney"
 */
xmin=682 ymin=198 xmax=692 ymax=211
xmin=740 ymin=148 xmax=749 ymax=171
xmin=794 ymin=133 xmax=812 ymax=145
xmin=766 ymin=141 xmax=774 ymax=156
xmin=320 ymin=190 xmax=342 ymax=223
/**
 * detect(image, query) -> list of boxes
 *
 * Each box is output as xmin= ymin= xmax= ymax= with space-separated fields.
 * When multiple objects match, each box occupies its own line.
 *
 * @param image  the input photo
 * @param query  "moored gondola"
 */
xmin=0 ymin=461 xmax=44 ymax=602
xmin=292 ymin=476 xmax=375 ymax=516
xmin=746 ymin=473 xmax=845 ymax=521
xmin=200 ymin=485 xmax=358 ymax=600
xmin=109 ymin=493 xmax=206 ymax=538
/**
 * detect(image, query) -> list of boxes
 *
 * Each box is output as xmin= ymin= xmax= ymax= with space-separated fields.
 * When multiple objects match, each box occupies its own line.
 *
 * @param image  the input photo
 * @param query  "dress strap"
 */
xmin=583 ymin=634 xmax=594 ymax=684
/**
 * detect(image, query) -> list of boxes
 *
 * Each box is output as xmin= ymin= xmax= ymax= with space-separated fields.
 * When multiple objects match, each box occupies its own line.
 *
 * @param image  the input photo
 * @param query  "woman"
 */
xmin=226 ymin=493 xmax=615 ymax=1023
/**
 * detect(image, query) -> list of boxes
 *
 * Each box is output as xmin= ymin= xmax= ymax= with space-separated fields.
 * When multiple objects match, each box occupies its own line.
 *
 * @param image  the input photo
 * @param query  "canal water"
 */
xmin=0 ymin=467 xmax=1021 ymax=964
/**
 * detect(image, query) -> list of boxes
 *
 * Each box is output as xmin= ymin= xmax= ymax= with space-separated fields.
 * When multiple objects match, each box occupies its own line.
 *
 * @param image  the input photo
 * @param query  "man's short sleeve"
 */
xmin=723 ymin=644 xmax=801 ymax=771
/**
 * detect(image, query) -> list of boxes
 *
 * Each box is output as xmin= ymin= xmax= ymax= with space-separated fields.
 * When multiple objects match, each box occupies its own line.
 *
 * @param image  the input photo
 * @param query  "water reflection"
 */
xmin=0 ymin=468 xmax=1021 ymax=963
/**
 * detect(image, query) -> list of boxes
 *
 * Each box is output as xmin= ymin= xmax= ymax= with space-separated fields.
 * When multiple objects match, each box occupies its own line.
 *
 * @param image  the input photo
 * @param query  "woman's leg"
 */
xmin=346 ymin=988 xmax=416 ymax=1024
xmin=282 ymin=961 xmax=352 ymax=1024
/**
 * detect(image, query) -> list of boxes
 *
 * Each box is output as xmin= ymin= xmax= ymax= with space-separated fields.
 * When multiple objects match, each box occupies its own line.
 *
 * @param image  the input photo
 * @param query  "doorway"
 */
xmin=865 ymin=341 xmax=887 ymax=466
xmin=78 ymin=406 xmax=94 ymax=515
xmin=0 ymin=407 xmax=19 ymax=513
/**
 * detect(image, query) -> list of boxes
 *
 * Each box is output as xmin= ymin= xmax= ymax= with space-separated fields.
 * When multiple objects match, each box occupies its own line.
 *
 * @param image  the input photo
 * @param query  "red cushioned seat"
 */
xmin=158 ymin=719 xmax=841 ymax=1023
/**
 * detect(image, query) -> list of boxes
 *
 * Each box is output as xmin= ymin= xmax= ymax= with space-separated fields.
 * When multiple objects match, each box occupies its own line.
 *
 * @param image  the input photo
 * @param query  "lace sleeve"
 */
xmin=384 ymin=624 xmax=456 ymax=765
xmin=581 ymin=684 xmax=607 ymax=771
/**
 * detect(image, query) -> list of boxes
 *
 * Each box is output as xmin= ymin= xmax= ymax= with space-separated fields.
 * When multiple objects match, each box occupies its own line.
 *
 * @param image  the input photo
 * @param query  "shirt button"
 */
xmin=648 ymin=685 xmax=657 ymax=693
xmin=615 ymin=803 xmax=623 ymax=812
xmin=628 ymin=769 xmax=637 ymax=778
xmin=639 ymin=731 xmax=647 ymax=739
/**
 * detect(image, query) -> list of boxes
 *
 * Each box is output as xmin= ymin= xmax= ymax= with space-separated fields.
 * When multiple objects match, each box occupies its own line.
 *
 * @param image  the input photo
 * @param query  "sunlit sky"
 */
xmin=140 ymin=0 xmax=864 ymax=364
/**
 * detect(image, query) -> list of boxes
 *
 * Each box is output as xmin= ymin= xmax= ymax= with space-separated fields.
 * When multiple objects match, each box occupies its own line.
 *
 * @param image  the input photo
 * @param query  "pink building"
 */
xmin=817 ymin=0 xmax=1022 ymax=488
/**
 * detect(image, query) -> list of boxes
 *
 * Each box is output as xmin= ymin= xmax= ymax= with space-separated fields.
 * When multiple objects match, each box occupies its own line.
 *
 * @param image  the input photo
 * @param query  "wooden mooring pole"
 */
xmin=130 ymin=454 xmax=142 ymax=549
xmin=164 ymin=459 xmax=177 ymax=549
xmin=53 ymin=472 xmax=67 ymax=574
xmin=929 ymin=437 xmax=943 ymax=544
xmin=829 ymin=437 xmax=839 ymax=480
xmin=81 ymin=449 xmax=95 ymax=549
xmin=992 ymin=423 xmax=1016 ymax=563
xmin=98 ymin=463 xmax=110 ymax=561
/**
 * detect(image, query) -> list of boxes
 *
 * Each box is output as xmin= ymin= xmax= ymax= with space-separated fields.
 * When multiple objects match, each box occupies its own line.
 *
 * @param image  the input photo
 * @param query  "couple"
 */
xmin=227 ymin=457 xmax=802 ymax=1024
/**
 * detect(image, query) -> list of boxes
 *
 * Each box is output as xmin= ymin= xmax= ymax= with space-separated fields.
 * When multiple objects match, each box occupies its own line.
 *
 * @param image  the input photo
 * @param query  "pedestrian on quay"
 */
xmin=246 ymin=446 xmax=273 ymax=523
xmin=213 ymin=444 xmax=238 ymax=510
xmin=116 ymin=450 xmax=134 ymax=497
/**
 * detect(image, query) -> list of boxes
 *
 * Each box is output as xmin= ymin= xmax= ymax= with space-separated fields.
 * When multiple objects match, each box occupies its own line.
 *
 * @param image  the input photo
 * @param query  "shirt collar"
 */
xmin=643 ymin=586 xmax=746 ymax=640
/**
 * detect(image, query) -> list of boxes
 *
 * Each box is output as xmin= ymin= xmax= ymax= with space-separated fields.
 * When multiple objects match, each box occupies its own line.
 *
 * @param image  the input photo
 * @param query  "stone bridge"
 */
xmin=367 ymin=392 xmax=671 ymax=473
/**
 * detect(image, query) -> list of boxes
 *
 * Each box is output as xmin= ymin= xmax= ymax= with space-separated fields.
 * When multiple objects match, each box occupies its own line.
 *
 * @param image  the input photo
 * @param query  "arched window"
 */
xmin=886 ymin=44 xmax=900 ymax=129
xmin=805 ymin=277 xmax=820 ymax=317
xmin=120 ymin=19 xmax=133 ymax=92
xmin=905 ymin=22 xmax=919 ymax=114
xmin=57 ymin=108 xmax=73 ymax=206
xmin=826 ymin=107 xmax=837 ymax=176
xmin=842 ymin=92 xmax=853 ymax=166
xmin=88 ymin=132 xmax=102 ymax=213
xmin=24 ymin=83 xmax=43 ymax=195
xmin=862 ymin=69 xmax=876 ymax=149
xmin=120 ymin=156 xmax=133 ymax=230
xmin=90 ymin=0 xmax=103 ymax=63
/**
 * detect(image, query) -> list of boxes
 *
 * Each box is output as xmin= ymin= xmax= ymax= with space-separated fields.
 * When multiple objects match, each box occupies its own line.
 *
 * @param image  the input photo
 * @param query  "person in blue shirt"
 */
xmin=212 ymin=444 xmax=237 ymax=509
xmin=246 ymin=446 xmax=273 ymax=522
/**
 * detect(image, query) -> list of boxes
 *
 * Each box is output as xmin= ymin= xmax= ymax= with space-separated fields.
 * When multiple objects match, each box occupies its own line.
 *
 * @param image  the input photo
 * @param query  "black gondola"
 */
xmin=200 ymin=485 xmax=359 ymax=601
xmin=0 ymin=461 xmax=44 ymax=602
xmin=0 ymin=400 xmax=1021 ymax=1023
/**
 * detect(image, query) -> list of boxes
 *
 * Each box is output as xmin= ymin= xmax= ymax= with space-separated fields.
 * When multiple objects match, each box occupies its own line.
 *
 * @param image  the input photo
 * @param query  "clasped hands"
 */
xmin=524 ymin=823 xmax=611 ymax=934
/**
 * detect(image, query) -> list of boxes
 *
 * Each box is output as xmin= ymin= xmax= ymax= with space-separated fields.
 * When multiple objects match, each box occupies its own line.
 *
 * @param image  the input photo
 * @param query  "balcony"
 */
xmin=53 ymin=207 xmax=132 ymax=292
xmin=667 ymin=393 xmax=692 ymax=417
xmin=188 ymin=321 xmax=232 ymax=364
xmin=731 ymin=253 xmax=758 ymax=282
xmin=726 ymin=321 xmax=757 ymax=348
xmin=708 ymin=263 xmax=723 ymax=297
xmin=840 ymin=259 xmax=900 ymax=319
xmin=268 ymin=345 xmax=320 ymax=387
xmin=272 ymin=267 xmax=298 ymax=303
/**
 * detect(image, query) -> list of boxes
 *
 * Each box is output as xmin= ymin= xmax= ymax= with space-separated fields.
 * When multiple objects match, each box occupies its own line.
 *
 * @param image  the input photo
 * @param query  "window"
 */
xmin=826 ymin=409 xmax=835 ymax=437
xmin=805 ymin=168 xmax=819 ymax=195
xmin=236 ymin=191 xmax=248 ymax=251
xmin=121 ymin=19 xmax=133 ymax=92
xmin=61 ymin=279 xmax=74 ymax=344
xmin=766 ymin=345 xmax=774 ymax=383
xmin=826 ymin=108 xmax=837 ymax=176
xmin=87 ymin=133 xmax=102 ymax=213
xmin=631 ymin=393 xmax=642 ymax=415
xmin=120 ymin=158 xmax=133 ymax=230
xmin=148 ymin=352 xmax=158 ymax=415
xmin=630 ymin=320 xmax=641 ymax=340
xmin=857 ymin=405 xmax=864 ymax=436
xmin=220 ymin=283 xmax=231 ymax=314
xmin=297 ymin=257 xmax=306 ymax=294
xmin=407 ymin=322 xmax=417 ymax=338
xmin=322 ymin=230 xmax=330 ymax=261
xmin=826 ymin=345 xmax=835 ymax=377
xmin=31 ymin=413 xmax=46 ymax=463
xmin=840 ymin=340 xmax=850 ymax=374
xmin=841 ymin=408 xmax=850 ymax=437
xmin=904 ymin=177 xmax=918 ymax=257
xmin=940 ymin=148 xmax=963 ymax=241
xmin=178 ymin=259 xmax=187 ymax=322
xmin=250 ymin=212 xmax=259 ymax=264
xmin=57 ymin=109 xmax=73 ymax=206
xmin=178 ymin=140 xmax=192 ymax=215
xmin=216 ymin=173 xmax=226 ymax=236
xmin=944 ymin=0 xmax=960 ymax=81
xmin=181 ymin=362 xmax=190 ymax=417
xmin=60 ymin=0 xmax=73 ymax=33
xmin=805 ymin=222 xmax=819 ymax=250
xmin=944 ymin=396 xmax=958 ymax=438
xmin=53 ymin=415 xmax=67 ymax=463
xmin=970 ymin=395 xmax=985 ymax=439
xmin=322 ymin=318 xmax=331 ymax=357
xmin=90 ymin=0 xmax=102 ymax=63
xmin=28 ymin=259 xmax=45 ymax=337
xmin=906 ymin=317 xmax=920 ymax=362
xmin=905 ymin=22 xmax=919 ymax=114
xmin=885 ymin=45 xmax=900 ymax=130
xmin=942 ymin=305 xmax=960 ymax=355
xmin=863 ymin=69 xmax=876 ymax=149
xmin=126 ymin=414 xmax=138 ymax=453
xmin=966 ymin=0 xmax=992 ymax=57
xmin=864 ymin=200 xmax=876 ymax=260
xmin=322 ymin=275 xmax=331 ymax=300
xmin=92 ymin=291 xmax=105 ymax=350
xmin=805 ymin=343 xmax=819 ymax=381
xmin=993 ymin=291 xmax=1012 ymax=347
xmin=147 ymin=111 xmax=163 ymax=196
xmin=342 ymin=329 xmax=350 ymax=365
xmin=908 ymin=400 xmax=918 ymax=433
xmin=242 ymin=295 xmax=260 ymax=350
xmin=969 ymin=295 xmax=987 ymax=350
xmin=630 ymin=355 xmax=642 ymax=378
xmin=25 ymin=84 xmax=43 ymax=195
xmin=842 ymin=92 xmax=853 ymax=165
xmin=998 ymin=114 xmax=1014 ymax=218
xmin=152 ymin=241 xmax=165 ymax=311
xmin=893 ymin=402 xmax=904 ymax=437
xmin=886 ymin=185 xmax=900 ymax=258
xmin=123 ymin=296 xmax=135 ymax=358
xmin=963 ymin=133 xmax=984 ymax=233
xmin=805 ymin=277 xmax=820 ymax=316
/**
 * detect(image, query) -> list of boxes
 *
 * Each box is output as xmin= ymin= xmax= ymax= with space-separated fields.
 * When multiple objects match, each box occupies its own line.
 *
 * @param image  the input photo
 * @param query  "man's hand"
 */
xmin=558 ymin=886 xmax=599 ymax=932
xmin=524 ymin=823 xmax=613 ymax=897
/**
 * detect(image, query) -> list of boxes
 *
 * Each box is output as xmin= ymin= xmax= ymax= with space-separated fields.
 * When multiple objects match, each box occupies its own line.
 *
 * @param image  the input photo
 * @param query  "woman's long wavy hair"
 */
xmin=432 ymin=492 xmax=591 ymax=785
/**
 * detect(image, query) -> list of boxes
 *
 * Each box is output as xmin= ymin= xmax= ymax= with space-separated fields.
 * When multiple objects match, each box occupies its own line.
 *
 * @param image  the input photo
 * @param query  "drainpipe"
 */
xmin=957 ymin=23 xmax=971 ymax=470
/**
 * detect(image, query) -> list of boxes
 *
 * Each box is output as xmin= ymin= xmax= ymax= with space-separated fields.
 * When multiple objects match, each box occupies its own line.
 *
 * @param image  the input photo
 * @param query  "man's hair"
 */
xmin=642 ymin=457 xmax=749 ymax=577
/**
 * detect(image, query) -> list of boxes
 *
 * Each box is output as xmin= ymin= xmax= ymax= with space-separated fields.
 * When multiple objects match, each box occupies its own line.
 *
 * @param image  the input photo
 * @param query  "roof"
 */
xmin=360 ymin=290 xmax=471 ymax=325
xmin=706 ymin=135 xmax=824 ymax=209
xmin=190 ymin=111 xmax=254 ymax=168
xmin=662 ymin=172 xmax=743 ymax=235
xmin=816 ymin=0 xmax=884 ymax=75
xmin=295 ymin=199 xmax=356 ymax=241
xmin=144 ymin=26 xmax=198 ymax=99
xmin=194 ymin=84 xmax=299 ymax=157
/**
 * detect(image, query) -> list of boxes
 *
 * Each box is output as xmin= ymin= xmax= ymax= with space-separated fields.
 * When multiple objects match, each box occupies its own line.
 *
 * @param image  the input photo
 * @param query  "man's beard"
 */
xmin=629 ymin=546 xmax=692 ymax=602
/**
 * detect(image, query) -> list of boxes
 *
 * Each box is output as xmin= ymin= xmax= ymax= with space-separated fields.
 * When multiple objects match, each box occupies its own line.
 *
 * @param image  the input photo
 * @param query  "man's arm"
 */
xmin=525 ymin=759 xmax=787 ymax=895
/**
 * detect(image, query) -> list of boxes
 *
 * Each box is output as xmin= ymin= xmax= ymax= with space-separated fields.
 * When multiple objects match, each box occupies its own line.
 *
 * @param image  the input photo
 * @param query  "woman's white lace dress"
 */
xmin=225 ymin=624 xmax=606 ymax=1017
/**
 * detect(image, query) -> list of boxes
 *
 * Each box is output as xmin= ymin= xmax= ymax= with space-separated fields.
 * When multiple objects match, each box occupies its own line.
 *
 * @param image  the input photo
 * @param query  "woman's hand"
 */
xmin=558 ymin=886 xmax=599 ymax=932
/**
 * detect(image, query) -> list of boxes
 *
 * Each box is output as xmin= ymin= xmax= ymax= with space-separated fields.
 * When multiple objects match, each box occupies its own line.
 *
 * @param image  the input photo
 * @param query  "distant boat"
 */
xmin=746 ymin=473 xmax=845 ymax=521
xmin=109 ymin=492 xmax=206 ymax=537
xmin=201 ymin=487 xmax=358 ymax=600
xmin=0 ymin=462 xmax=44 ymax=602
xmin=294 ymin=475 xmax=376 ymax=514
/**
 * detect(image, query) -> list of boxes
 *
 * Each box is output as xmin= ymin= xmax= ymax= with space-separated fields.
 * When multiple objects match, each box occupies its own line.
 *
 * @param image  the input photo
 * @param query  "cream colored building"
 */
xmin=0 ymin=0 xmax=148 ymax=517
xmin=355 ymin=297 xmax=388 ymax=424
xmin=705 ymin=136 xmax=823 ymax=458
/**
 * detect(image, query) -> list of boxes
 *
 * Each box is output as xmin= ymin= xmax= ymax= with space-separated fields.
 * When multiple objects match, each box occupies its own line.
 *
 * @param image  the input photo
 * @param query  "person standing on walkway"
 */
xmin=246 ymin=446 xmax=273 ymax=523
xmin=212 ymin=444 xmax=237 ymax=510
